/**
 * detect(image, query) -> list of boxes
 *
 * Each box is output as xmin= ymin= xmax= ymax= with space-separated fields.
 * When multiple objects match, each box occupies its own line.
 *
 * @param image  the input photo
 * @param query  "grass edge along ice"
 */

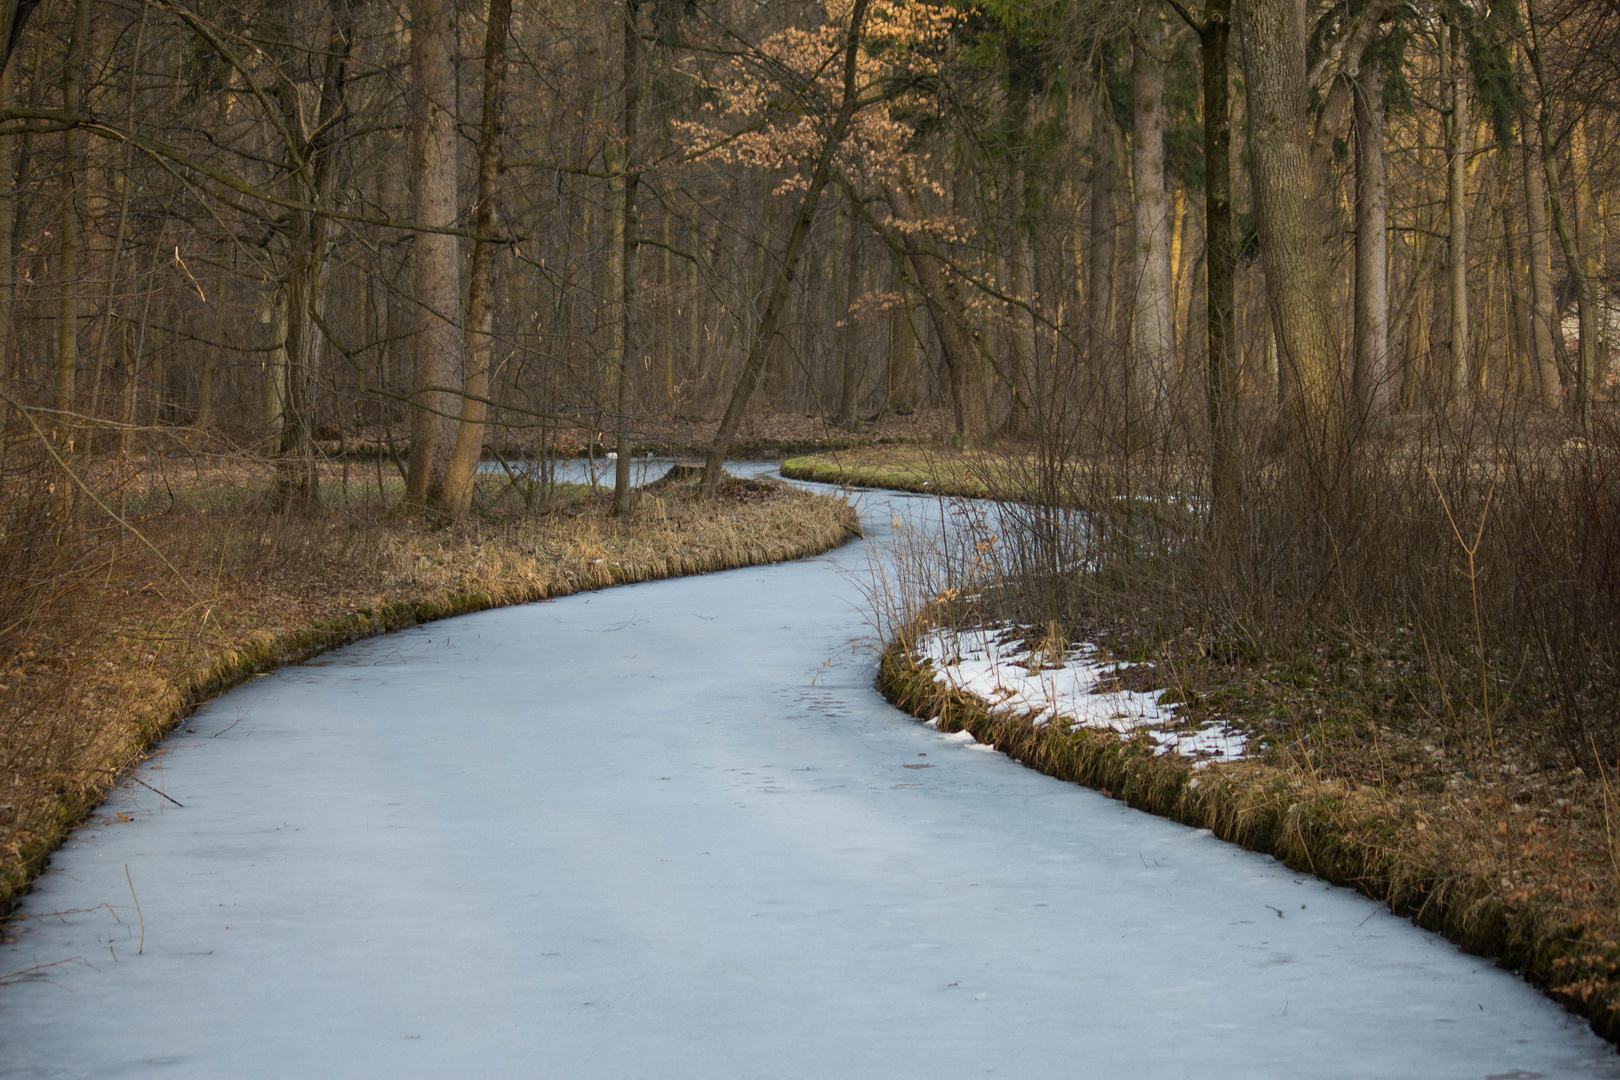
xmin=916 ymin=623 xmax=1247 ymax=766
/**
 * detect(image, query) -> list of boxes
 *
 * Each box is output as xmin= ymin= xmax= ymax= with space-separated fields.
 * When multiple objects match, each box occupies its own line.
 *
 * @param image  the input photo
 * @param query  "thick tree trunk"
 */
xmin=1239 ymin=0 xmax=1344 ymax=465
xmin=1352 ymin=66 xmax=1390 ymax=427
xmin=442 ymin=0 xmax=511 ymax=519
xmin=404 ymin=0 xmax=463 ymax=509
xmin=1130 ymin=17 xmax=1173 ymax=432
xmin=1521 ymin=115 xmax=1562 ymax=409
xmin=1570 ymin=121 xmax=1607 ymax=398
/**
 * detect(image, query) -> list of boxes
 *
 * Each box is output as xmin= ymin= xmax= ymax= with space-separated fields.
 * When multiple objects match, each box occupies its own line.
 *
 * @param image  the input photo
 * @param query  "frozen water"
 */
xmin=1 ymin=469 xmax=1614 ymax=1078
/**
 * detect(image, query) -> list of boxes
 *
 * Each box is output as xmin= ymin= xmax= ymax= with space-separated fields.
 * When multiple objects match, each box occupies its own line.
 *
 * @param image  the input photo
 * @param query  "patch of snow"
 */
xmin=916 ymin=622 xmax=1246 ymax=766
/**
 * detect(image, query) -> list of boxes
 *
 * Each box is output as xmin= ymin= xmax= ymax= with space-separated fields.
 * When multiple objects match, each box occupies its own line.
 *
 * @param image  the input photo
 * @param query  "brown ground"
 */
xmin=0 ymin=458 xmax=859 ymax=917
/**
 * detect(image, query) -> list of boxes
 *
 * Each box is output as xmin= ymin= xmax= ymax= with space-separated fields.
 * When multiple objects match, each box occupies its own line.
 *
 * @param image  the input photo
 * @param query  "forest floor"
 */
xmin=0 ymin=458 xmax=860 ymax=917
xmin=797 ymin=443 xmax=1620 ymax=1044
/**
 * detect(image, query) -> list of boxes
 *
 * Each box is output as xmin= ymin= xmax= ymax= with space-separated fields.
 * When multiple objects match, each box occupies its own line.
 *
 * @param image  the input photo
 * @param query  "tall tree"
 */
xmin=404 ymin=0 xmax=463 ymax=509
xmin=1130 ymin=14 xmax=1174 ymax=431
xmin=441 ymin=0 xmax=512 ymax=519
xmin=1239 ymin=0 xmax=1345 ymax=465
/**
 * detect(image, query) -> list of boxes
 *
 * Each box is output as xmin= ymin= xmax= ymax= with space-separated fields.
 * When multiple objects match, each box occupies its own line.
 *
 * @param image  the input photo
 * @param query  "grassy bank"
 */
xmin=879 ymin=635 xmax=1620 ymax=1043
xmin=0 ymin=463 xmax=858 ymax=917
xmin=847 ymin=430 xmax=1620 ymax=1045
xmin=782 ymin=446 xmax=1003 ymax=497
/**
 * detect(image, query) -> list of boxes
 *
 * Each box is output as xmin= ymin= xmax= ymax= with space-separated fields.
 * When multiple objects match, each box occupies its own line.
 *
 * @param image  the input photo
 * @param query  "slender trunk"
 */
xmin=837 ymin=188 xmax=861 ymax=425
xmin=1088 ymin=109 xmax=1120 ymax=416
xmin=1239 ymin=0 xmax=1345 ymax=465
xmin=1131 ymin=17 xmax=1173 ymax=432
xmin=261 ymin=286 xmax=288 ymax=454
xmin=442 ymin=0 xmax=511 ymax=519
xmin=1442 ymin=21 xmax=1470 ymax=404
xmin=1521 ymin=114 xmax=1561 ymax=408
xmin=404 ymin=0 xmax=463 ymax=508
xmin=887 ymin=251 xmax=917 ymax=414
xmin=702 ymin=0 xmax=872 ymax=493
xmin=55 ymin=0 xmax=91 ymax=454
xmin=1197 ymin=0 xmax=1238 ymax=531
xmin=610 ymin=0 xmax=642 ymax=513
xmin=1352 ymin=65 xmax=1390 ymax=427
xmin=0 ymin=61 xmax=13 ymax=427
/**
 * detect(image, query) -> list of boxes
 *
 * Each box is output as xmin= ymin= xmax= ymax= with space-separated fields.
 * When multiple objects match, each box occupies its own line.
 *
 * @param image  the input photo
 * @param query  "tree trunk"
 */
xmin=887 ymin=251 xmax=918 ymax=414
xmin=1130 ymin=17 xmax=1174 ymax=433
xmin=442 ymin=0 xmax=511 ymax=519
xmin=701 ymin=0 xmax=872 ymax=493
xmin=1442 ymin=20 xmax=1470 ymax=404
xmin=837 ymin=189 xmax=861 ymax=425
xmin=1352 ymin=65 xmax=1390 ymax=427
xmin=1195 ymin=0 xmax=1238 ymax=535
xmin=1521 ymin=111 xmax=1562 ymax=409
xmin=610 ymin=0 xmax=642 ymax=514
xmin=1570 ymin=120 xmax=1607 ymax=398
xmin=54 ymin=0 xmax=92 ymax=454
xmin=1523 ymin=0 xmax=1598 ymax=428
xmin=1088 ymin=109 xmax=1120 ymax=418
xmin=883 ymin=181 xmax=991 ymax=448
xmin=404 ymin=0 xmax=463 ymax=509
xmin=1238 ymin=0 xmax=1344 ymax=466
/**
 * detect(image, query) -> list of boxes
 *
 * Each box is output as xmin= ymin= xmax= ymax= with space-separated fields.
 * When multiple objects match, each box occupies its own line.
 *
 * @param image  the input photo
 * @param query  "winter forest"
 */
xmin=0 ymin=0 xmax=1610 ymax=512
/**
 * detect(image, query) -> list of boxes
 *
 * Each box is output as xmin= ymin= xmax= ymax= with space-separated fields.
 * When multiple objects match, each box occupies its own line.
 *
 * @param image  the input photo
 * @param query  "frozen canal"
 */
xmin=2 ymin=466 xmax=1615 ymax=1078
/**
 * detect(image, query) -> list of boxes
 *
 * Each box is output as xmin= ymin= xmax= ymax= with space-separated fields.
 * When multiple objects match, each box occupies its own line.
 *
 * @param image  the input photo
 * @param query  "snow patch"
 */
xmin=915 ymin=623 xmax=1246 ymax=766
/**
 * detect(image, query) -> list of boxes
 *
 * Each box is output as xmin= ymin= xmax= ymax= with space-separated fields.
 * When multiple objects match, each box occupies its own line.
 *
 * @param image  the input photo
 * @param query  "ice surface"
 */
xmin=0 ymin=468 xmax=1614 ymax=1079
xmin=917 ymin=623 xmax=1248 ymax=765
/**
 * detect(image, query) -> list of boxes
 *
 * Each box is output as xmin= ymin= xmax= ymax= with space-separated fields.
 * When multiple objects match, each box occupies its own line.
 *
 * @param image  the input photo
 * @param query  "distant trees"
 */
xmin=0 ymin=0 xmax=1612 ymax=515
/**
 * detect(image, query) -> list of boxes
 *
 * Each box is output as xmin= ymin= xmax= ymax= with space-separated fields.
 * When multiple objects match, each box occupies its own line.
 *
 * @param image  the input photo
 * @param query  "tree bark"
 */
xmin=1442 ymin=20 xmax=1470 ymax=404
xmin=1523 ymin=0 xmax=1598 ymax=428
xmin=610 ymin=0 xmax=642 ymax=514
xmin=1520 ymin=111 xmax=1562 ymax=409
xmin=1352 ymin=65 xmax=1390 ymax=427
xmin=404 ymin=0 xmax=463 ymax=509
xmin=1238 ymin=0 xmax=1345 ymax=466
xmin=442 ymin=0 xmax=511 ymax=519
xmin=837 ymin=189 xmax=862 ymax=425
xmin=1088 ymin=109 xmax=1121 ymax=419
xmin=1130 ymin=16 xmax=1174 ymax=432
xmin=54 ymin=0 xmax=92 ymax=454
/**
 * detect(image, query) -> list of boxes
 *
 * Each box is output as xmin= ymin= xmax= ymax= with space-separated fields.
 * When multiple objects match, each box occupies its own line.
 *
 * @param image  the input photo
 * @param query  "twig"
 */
xmin=125 ymin=865 xmax=144 ymax=955
xmin=128 ymin=774 xmax=184 ymax=808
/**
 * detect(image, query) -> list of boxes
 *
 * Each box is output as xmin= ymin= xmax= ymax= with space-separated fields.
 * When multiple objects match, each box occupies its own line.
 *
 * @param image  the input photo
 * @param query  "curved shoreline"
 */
xmin=1 ymin=487 xmax=860 ymax=918
xmin=878 ymin=637 xmax=1618 ymax=1046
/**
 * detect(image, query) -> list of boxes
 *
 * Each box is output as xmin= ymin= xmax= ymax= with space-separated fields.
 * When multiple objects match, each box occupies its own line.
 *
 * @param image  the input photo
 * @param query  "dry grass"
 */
xmin=0 ymin=456 xmax=859 ymax=916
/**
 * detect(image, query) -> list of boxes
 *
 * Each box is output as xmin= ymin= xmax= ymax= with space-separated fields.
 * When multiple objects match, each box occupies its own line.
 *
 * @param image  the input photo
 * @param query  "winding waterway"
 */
xmin=2 ymin=466 xmax=1614 ymax=1078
